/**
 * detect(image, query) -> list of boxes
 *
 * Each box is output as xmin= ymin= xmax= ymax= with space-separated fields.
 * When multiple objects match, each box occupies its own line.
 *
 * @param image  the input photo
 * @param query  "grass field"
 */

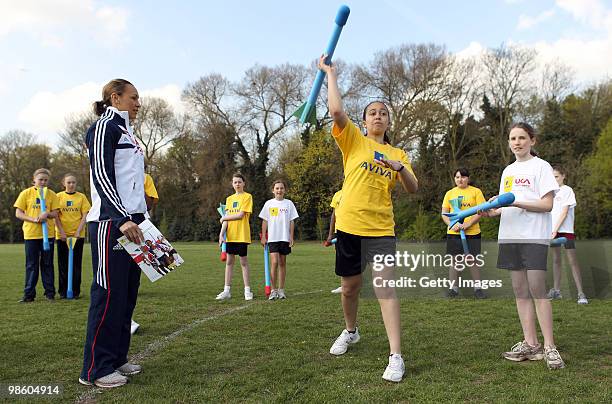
xmin=0 ymin=241 xmax=610 ymax=403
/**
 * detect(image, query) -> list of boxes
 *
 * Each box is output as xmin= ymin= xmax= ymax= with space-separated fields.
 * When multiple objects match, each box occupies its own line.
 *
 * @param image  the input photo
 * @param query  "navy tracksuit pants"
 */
xmin=80 ymin=216 xmax=143 ymax=382
xmin=24 ymin=238 xmax=56 ymax=299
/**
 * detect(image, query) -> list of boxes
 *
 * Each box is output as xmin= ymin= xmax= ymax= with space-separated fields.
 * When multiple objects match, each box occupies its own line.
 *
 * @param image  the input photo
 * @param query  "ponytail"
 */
xmin=92 ymin=100 xmax=109 ymax=116
xmin=92 ymin=78 xmax=133 ymax=116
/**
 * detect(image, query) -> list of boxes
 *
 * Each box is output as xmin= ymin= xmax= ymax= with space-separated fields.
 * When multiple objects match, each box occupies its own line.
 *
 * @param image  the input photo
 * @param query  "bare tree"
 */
xmin=132 ymin=97 xmax=186 ymax=167
xmin=0 ymin=131 xmax=51 ymax=242
xmin=540 ymin=60 xmax=574 ymax=101
xmin=352 ymin=43 xmax=449 ymax=148
xmin=57 ymin=112 xmax=96 ymax=195
xmin=183 ymin=64 xmax=308 ymax=218
xmin=440 ymin=56 xmax=482 ymax=170
xmin=483 ymin=44 xmax=537 ymax=162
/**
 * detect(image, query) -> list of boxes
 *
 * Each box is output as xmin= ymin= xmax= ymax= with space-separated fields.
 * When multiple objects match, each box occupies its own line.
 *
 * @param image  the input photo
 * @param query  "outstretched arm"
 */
xmin=319 ymin=55 xmax=348 ymax=130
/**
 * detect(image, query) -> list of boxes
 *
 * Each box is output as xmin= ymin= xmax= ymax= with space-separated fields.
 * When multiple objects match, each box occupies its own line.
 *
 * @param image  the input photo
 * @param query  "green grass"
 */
xmin=0 ymin=241 xmax=610 ymax=403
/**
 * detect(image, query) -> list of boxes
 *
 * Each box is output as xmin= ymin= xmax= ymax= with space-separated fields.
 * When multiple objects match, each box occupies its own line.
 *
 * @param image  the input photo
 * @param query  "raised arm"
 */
xmin=318 ymin=55 xmax=348 ymax=130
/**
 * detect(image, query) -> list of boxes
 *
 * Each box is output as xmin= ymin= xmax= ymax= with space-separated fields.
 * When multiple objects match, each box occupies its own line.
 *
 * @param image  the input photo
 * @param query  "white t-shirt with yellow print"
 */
xmin=498 ymin=156 xmax=558 ymax=244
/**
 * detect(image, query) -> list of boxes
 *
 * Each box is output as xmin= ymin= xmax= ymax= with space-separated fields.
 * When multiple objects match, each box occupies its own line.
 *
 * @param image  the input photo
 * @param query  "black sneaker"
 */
xmin=474 ymin=289 xmax=488 ymax=299
xmin=446 ymin=289 xmax=459 ymax=298
xmin=18 ymin=297 xmax=34 ymax=303
xmin=45 ymin=296 xmax=55 ymax=302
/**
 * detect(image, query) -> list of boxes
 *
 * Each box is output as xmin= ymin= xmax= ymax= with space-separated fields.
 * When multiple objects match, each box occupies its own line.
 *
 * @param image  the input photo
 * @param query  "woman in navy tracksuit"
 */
xmin=79 ymin=79 xmax=147 ymax=388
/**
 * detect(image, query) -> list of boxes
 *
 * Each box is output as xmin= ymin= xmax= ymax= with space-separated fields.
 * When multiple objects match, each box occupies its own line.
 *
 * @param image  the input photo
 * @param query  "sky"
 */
xmin=1 ymin=0 xmax=612 ymax=146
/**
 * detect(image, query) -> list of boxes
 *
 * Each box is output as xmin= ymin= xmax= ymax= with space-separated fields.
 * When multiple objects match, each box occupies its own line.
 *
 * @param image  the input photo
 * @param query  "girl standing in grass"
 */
xmin=548 ymin=166 xmax=588 ymax=304
xmin=55 ymin=173 xmax=91 ymax=299
xmin=440 ymin=168 xmax=487 ymax=299
xmin=319 ymin=55 xmax=418 ymax=382
xmin=259 ymin=179 xmax=299 ymax=300
xmin=14 ymin=168 xmax=60 ymax=302
xmin=481 ymin=122 xmax=564 ymax=370
xmin=217 ymin=173 xmax=254 ymax=301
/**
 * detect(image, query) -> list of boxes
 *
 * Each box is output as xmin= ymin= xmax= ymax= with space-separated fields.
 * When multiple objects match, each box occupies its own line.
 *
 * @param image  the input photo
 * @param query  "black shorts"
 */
xmin=226 ymin=242 xmax=248 ymax=257
xmin=446 ymin=233 xmax=481 ymax=256
xmin=335 ymin=230 xmax=396 ymax=277
xmin=550 ymin=233 xmax=576 ymax=250
xmin=268 ymin=241 xmax=291 ymax=255
xmin=497 ymin=243 xmax=548 ymax=271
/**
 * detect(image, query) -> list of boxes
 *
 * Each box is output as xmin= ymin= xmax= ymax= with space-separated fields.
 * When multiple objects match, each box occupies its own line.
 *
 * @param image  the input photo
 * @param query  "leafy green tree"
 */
xmin=284 ymin=130 xmax=342 ymax=240
xmin=577 ymin=119 xmax=612 ymax=237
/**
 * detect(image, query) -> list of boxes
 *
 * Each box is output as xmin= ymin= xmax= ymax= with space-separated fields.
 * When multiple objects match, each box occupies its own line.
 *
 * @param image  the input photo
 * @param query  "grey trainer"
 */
xmin=502 ymin=341 xmax=544 ymax=361
xmin=116 ymin=363 xmax=142 ymax=376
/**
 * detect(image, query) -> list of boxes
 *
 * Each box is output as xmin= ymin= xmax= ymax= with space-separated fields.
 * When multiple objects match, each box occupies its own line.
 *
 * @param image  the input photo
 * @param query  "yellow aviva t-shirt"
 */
xmin=13 ymin=187 xmax=59 ymax=240
xmin=330 ymin=190 xmax=342 ymax=209
xmin=332 ymin=120 xmax=415 ymax=237
xmin=56 ymin=191 xmax=91 ymax=238
xmin=225 ymin=192 xmax=253 ymax=243
xmin=144 ymin=174 xmax=158 ymax=199
xmin=442 ymin=186 xmax=486 ymax=235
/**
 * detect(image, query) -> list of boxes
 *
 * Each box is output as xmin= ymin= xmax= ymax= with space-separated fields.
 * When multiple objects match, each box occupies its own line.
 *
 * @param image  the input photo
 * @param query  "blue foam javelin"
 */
xmin=293 ymin=5 xmax=350 ymax=125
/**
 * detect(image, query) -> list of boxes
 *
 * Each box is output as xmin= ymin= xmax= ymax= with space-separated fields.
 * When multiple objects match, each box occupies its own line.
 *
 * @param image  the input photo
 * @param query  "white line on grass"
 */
xmin=75 ymin=289 xmax=325 ymax=403
xmin=75 ymin=304 xmax=251 ymax=403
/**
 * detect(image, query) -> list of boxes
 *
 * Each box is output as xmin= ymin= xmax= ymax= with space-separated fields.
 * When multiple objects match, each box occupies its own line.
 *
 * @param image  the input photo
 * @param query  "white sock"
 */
xmin=452 ymin=286 xmax=459 ymax=292
xmin=244 ymin=286 xmax=251 ymax=293
xmin=224 ymin=286 xmax=230 ymax=292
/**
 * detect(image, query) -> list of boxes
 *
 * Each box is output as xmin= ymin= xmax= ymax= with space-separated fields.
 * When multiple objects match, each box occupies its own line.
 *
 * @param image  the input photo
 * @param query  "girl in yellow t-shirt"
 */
xmin=13 ymin=168 xmax=61 ymax=302
xmin=319 ymin=55 xmax=418 ymax=383
xmin=55 ymin=173 xmax=91 ymax=299
xmin=217 ymin=173 xmax=253 ymax=301
xmin=441 ymin=168 xmax=487 ymax=299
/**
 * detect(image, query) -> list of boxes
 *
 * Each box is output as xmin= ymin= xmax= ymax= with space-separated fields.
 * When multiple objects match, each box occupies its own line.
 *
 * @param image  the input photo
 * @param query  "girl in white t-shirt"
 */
xmin=259 ymin=180 xmax=299 ymax=300
xmin=481 ymin=122 xmax=564 ymax=370
xmin=549 ymin=166 xmax=588 ymax=304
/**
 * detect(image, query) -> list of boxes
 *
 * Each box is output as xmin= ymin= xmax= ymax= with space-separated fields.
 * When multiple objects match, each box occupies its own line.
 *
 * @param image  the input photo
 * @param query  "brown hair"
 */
xmin=232 ymin=173 xmax=246 ymax=182
xmin=62 ymin=173 xmax=77 ymax=185
xmin=510 ymin=122 xmax=538 ymax=157
xmin=271 ymin=179 xmax=287 ymax=190
xmin=93 ymin=79 xmax=134 ymax=116
xmin=552 ymin=165 xmax=566 ymax=175
xmin=33 ymin=168 xmax=51 ymax=178
xmin=362 ymin=101 xmax=391 ymax=144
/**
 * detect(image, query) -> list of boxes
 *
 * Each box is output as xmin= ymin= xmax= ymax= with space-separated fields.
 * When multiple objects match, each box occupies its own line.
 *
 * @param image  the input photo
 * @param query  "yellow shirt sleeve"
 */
xmin=242 ymin=193 xmax=253 ymax=214
xmin=332 ymin=120 xmax=361 ymax=158
xmin=48 ymin=191 xmax=59 ymax=211
xmin=442 ymin=190 xmax=451 ymax=211
xmin=475 ymin=187 xmax=486 ymax=205
xmin=330 ymin=191 xmax=342 ymax=209
xmin=14 ymin=190 xmax=28 ymax=211
xmin=144 ymin=174 xmax=159 ymax=199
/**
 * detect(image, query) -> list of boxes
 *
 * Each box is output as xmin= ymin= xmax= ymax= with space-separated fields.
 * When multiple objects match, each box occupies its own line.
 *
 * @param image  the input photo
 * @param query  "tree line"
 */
xmin=1 ymin=43 xmax=611 ymax=243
